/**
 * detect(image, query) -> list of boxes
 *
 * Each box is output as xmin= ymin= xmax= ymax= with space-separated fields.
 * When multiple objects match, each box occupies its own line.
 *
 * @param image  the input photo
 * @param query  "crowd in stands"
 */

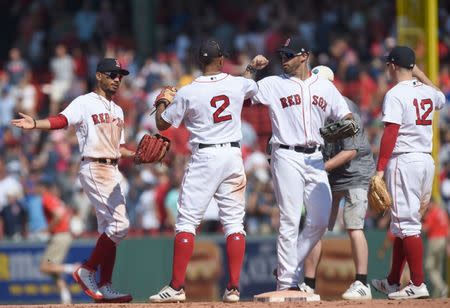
xmin=1 ymin=0 xmax=450 ymax=240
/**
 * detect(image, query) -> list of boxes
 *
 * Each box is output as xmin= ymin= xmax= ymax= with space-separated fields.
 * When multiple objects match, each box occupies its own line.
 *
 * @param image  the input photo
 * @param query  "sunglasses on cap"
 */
xmin=102 ymin=71 xmax=124 ymax=81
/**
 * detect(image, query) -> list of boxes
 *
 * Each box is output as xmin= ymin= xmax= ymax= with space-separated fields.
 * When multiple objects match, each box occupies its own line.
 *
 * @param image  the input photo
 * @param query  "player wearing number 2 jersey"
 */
xmin=371 ymin=46 xmax=446 ymax=300
xmin=149 ymin=39 xmax=268 ymax=303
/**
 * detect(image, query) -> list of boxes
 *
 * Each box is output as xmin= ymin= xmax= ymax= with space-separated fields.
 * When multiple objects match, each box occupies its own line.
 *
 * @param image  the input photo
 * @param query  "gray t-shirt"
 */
xmin=322 ymin=98 xmax=375 ymax=191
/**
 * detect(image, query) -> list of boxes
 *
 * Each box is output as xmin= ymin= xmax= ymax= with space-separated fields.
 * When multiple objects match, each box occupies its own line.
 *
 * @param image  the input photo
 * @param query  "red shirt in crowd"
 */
xmin=41 ymin=191 xmax=71 ymax=234
xmin=423 ymin=206 xmax=449 ymax=239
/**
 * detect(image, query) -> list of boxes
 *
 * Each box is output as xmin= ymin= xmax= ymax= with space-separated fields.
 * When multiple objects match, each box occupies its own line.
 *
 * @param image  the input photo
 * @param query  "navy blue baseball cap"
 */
xmin=198 ymin=39 xmax=225 ymax=64
xmin=278 ymin=36 xmax=310 ymax=55
xmin=96 ymin=58 xmax=130 ymax=75
xmin=386 ymin=46 xmax=415 ymax=69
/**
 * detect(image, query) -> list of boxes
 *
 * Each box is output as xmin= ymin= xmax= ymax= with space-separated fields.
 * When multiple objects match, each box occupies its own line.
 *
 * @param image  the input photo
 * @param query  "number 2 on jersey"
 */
xmin=413 ymin=98 xmax=433 ymax=125
xmin=211 ymin=95 xmax=232 ymax=123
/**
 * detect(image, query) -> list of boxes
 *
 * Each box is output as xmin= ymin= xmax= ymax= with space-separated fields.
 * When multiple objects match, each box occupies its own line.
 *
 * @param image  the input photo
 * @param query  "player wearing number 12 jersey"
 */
xmin=371 ymin=46 xmax=446 ymax=300
xmin=149 ymin=39 xmax=267 ymax=303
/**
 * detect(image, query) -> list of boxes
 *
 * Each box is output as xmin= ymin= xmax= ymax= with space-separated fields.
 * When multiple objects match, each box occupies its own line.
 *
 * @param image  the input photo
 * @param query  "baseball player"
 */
xmin=11 ymin=58 xmax=135 ymax=303
xmin=148 ymin=39 xmax=267 ymax=303
xmin=300 ymin=66 xmax=374 ymax=300
xmin=249 ymin=37 xmax=352 ymax=291
xmin=371 ymin=46 xmax=446 ymax=299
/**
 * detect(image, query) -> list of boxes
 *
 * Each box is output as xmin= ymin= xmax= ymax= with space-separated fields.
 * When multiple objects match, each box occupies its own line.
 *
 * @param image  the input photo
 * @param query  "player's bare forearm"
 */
xmin=11 ymin=112 xmax=51 ymax=130
xmin=412 ymin=65 xmax=440 ymax=91
xmin=119 ymin=145 xmax=135 ymax=157
xmin=155 ymin=105 xmax=171 ymax=131
xmin=324 ymin=149 xmax=357 ymax=172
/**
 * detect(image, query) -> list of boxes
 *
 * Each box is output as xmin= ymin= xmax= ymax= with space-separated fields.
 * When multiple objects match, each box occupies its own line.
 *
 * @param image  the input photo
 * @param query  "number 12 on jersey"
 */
xmin=413 ymin=98 xmax=433 ymax=125
xmin=211 ymin=95 xmax=232 ymax=123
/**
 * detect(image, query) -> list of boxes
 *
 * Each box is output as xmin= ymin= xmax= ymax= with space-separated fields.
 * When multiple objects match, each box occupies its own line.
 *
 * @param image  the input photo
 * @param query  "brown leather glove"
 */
xmin=134 ymin=134 xmax=171 ymax=164
xmin=368 ymin=175 xmax=392 ymax=214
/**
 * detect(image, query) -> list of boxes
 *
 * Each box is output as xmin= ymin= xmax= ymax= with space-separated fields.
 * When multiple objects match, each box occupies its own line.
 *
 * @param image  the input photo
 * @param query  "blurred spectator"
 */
xmin=22 ymin=176 xmax=48 ymax=241
xmin=0 ymin=159 xmax=23 ymax=211
xmin=38 ymin=179 xmax=78 ymax=304
xmin=5 ymin=47 xmax=28 ymax=86
xmin=73 ymin=0 xmax=97 ymax=43
xmin=0 ymin=190 xmax=27 ymax=240
xmin=245 ymin=169 xmax=277 ymax=235
xmin=11 ymin=71 xmax=37 ymax=116
xmin=45 ymin=44 xmax=74 ymax=114
xmin=70 ymin=179 xmax=93 ymax=234
xmin=135 ymin=170 xmax=160 ymax=234
xmin=0 ymin=87 xmax=15 ymax=127
xmin=422 ymin=200 xmax=449 ymax=298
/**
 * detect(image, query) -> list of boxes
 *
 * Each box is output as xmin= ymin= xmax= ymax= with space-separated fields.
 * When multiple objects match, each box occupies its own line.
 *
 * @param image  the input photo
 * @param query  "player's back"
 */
xmin=385 ymin=80 xmax=445 ymax=153
xmin=176 ymin=73 xmax=257 ymax=144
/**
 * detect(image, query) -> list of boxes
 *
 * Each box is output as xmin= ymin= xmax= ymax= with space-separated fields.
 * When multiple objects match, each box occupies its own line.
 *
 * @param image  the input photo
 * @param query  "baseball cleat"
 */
xmin=149 ymin=285 xmax=186 ymax=303
xmin=95 ymin=283 xmax=132 ymax=303
xmin=299 ymin=282 xmax=315 ymax=294
xmin=72 ymin=266 xmax=103 ymax=300
xmin=342 ymin=281 xmax=372 ymax=300
xmin=223 ymin=287 xmax=240 ymax=302
xmin=388 ymin=282 xmax=429 ymax=300
xmin=371 ymin=278 xmax=400 ymax=295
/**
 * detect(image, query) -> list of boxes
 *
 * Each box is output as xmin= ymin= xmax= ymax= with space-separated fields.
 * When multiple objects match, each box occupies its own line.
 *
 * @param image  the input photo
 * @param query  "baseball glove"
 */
xmin=134 ymin=134 xmax=171 ymax=164
xmin=319 ymin=119 xmax=360 ymax=143
xmin=154 ymin=86 xmax=177 ymax=109
xmin=368 ymin=175 xmax=392 ymax=214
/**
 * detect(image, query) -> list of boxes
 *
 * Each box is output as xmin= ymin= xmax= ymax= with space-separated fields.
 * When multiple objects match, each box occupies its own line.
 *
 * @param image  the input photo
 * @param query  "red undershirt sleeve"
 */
xmin=48 ymin=114 xmax=69 ymax=130
xmin=376 ymin=122 xmax=400 ymax=171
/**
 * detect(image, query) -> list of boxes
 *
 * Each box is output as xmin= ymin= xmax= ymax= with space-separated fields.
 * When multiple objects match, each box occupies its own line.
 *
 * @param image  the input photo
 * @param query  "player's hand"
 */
xmin=376 ymin=170 xmax=384 ymax=179
xmin=11 ymin=112 xmax=35 ymax=130
xmin=250 ymin=55 xmax=269 ymax=70
xmin=412 ymin=65 xmax=425 ymax=79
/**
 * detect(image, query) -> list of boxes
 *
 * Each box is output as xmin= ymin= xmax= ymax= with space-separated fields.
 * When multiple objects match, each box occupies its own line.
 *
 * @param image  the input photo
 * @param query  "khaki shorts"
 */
xmin=340 ymin=188 xmax=368 ymax=230
xmin=42 ymin=232 xmax=72 ymax=264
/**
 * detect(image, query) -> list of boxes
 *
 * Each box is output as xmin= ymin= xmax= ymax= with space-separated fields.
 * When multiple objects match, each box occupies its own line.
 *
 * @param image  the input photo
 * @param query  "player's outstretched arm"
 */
xmin=11 ymin=112 xmax=51 ymax=130
xmin=243 ymin=55 xmax=269 ymax=80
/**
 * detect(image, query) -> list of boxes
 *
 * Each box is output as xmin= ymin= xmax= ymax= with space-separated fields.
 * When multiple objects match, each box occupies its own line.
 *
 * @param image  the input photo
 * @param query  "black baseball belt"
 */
xmin=278 ymin=144 xmax=321 ymax=154
xmin=198 ymin=142 xmax=240 ymax=149
xmin=82 ymin=157 xmax=119 ymax=165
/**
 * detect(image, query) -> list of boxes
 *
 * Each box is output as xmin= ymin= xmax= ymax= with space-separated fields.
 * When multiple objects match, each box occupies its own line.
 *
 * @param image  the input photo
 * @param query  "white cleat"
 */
xmin=342 ymin=281 xmax=372 ymax=300
xmin=388 ymin=282 xmax=429 ymax=300
xmin=72 ymin=266 xmax=103 ymax=300
xmin=149 ymin=285 xmax=186 ymax=303
xmin=97 ymin=283 xmax=132 ymax=303
xmin=371 ymin=278 xmax=400 ymax=295
xmin=299 ymin=282 xmax=315 ymax=294
xmin=223 ymin=287 xmax=240 ymax=302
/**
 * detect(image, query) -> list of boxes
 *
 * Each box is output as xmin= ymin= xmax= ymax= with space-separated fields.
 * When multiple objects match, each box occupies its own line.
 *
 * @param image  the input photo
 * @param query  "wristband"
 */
xmin=33 ymin=118 xmax=37 ymax=128
xmin=246 ymin=65 xmax=257 ymax=74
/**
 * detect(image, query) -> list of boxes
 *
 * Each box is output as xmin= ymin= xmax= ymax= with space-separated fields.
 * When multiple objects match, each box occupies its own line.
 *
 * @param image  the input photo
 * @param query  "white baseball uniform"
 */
xmin=61 ymin=92 xmax=130 ymax=243
xmin=252 ymin=74 xmax=350 ymax=290
xmin=381 ymin=79 xmax=445 ymax=238
xmin=161 ymin=72 xmax=258 ymax=237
